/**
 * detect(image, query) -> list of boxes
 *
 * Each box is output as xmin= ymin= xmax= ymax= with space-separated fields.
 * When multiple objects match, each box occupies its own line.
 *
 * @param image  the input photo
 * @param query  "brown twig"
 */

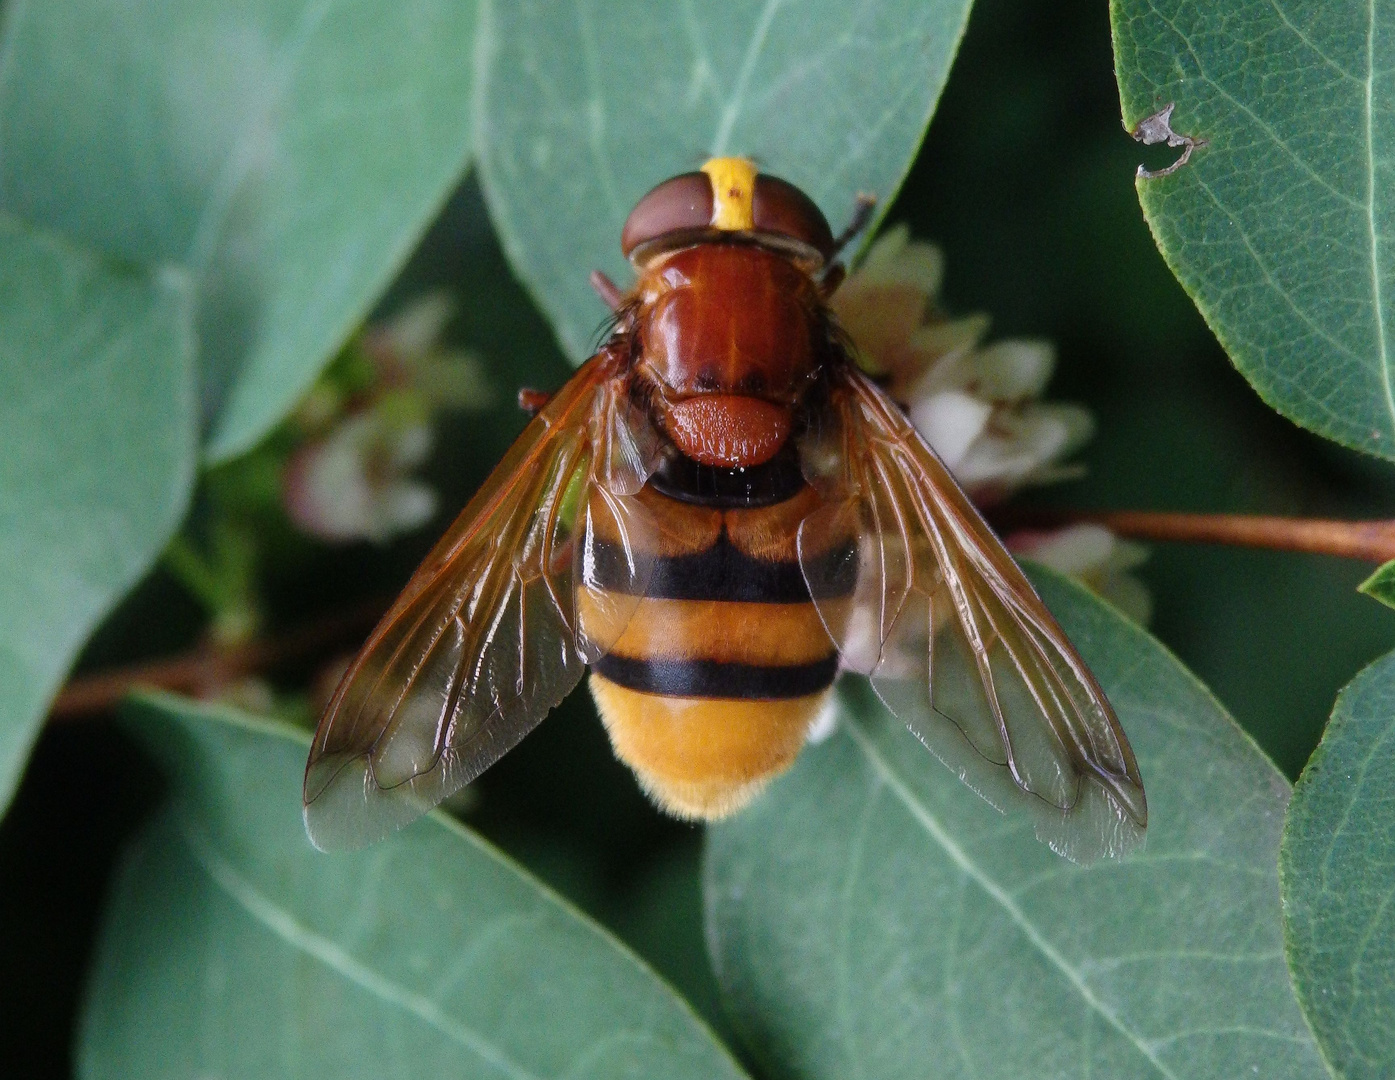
xmin=49 ymin=511 xmax=1395 ymax=723
xmin=49 ymin=600 xmax=385 ymax=722
xmin=995 ymin=509 xmax=1395 ymax=563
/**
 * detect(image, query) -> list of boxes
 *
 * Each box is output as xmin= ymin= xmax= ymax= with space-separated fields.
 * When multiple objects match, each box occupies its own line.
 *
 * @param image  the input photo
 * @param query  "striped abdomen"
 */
xmin=583 ymin=452 xmax=855 ymax=819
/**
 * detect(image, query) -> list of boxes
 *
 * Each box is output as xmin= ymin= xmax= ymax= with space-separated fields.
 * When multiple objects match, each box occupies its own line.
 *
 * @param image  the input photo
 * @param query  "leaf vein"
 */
xmin=843 ymin=719 xmax=1180 ymax=1080
xmin=186 ymin=0 xmax=337 ymax=269
xmin=835 ymin=773 xmax=880 ymax=1080
xmin=711 ymin=0 xmax=784 ymax=155
xmin=1269 ymin=0 xmax=1362 ymax=83
xmin=1192 ymin=173 xmax=1369 ymax=369
xmin=572 ymin=0 xmax=624 ymax=222
xmin=1364 ymin=0 xmax=1395 ymax=434
xmin=1147 ymin=1 xmax=1364 ymax=210
xmin=180 ymin=820 xmax=544 ymax=1080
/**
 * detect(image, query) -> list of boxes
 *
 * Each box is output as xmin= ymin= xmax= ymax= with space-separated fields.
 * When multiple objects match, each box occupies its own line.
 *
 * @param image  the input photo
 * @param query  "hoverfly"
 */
xmin=304 ymin=158 xmax=1146 ymax=862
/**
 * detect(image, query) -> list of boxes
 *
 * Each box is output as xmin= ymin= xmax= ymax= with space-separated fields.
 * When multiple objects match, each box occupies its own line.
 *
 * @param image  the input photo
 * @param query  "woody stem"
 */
xmin=47 ymin=512 xmax=1395 ymax=724
xmin=994 ymin=508 xmax=1395 ymax=563
xmin=48 ymin=600 xmax=386 ymax=722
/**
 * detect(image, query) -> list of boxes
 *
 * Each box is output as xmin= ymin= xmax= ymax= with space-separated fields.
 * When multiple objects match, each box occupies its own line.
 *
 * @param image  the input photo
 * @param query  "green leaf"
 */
xmin=477 ymin=0 xmax=974 ymax=361
xmin=1282 ymin=650 xmax=1395 ymax=1079
xmin=78 ymin=693 xmax=747 ymax=1079
xmin=0 ymin=218 xmax=195 ymax=813
xmin=1358 ymin=559 xmax=1395 ymax=609
xmin=1111 ymin=0 xmax=1395 ymax=459
xmin=0 ymin=1 xmax=478 ymax=461
xmin=706 ymin=568 xmax=1325 ymax=1080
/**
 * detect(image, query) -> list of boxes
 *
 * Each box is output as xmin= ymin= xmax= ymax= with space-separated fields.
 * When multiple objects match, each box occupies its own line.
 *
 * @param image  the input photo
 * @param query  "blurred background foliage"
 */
xmin=5 ymin=0 xmax=1395 ymax=1073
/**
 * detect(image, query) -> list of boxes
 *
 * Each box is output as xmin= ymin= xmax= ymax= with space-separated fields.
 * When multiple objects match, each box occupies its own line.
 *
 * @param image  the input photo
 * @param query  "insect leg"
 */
xmin=828 ymin=194 xmax=877 ymax=261
xmin=589 ymin=270 xmax=625 ymax=312
xmin=517 ymin=388 xmax=553 ymax=416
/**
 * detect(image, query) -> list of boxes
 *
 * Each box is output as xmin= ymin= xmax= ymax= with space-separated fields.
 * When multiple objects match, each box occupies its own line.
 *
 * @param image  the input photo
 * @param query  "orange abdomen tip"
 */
xmin=589 ymin=674 xmax=829 ymax=820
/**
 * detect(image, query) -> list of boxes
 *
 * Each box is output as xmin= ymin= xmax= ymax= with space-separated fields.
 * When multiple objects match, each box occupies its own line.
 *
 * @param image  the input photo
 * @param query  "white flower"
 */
xmin=831 ymin=226 xmax=1093 ymax=505
xmin=363 ymin=292 xmax=492 ymax=411
xmin=1007 ymin=523 xmax=1153 ymax=624
xmin=907 ymin=390 xmax=993 ymax=469
xmin=833 ymin=226 xmax=1151 ymax=622
xmin=942 ymin=401 xmax=1095 ymax=504
xmin=373 ymin=292 xmax=456 ymax=360
xmin=283 ymin=405 xmax=437 ymax=543
xmin=279 ymin=290 xmax=500 ymax=545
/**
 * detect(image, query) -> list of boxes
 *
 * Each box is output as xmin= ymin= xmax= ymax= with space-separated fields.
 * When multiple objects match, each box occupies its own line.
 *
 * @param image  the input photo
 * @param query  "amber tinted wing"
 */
xmin=304 ymin=349 xmax=662 ymax=850
xmin=798 ymin=365 xmax=1146 ymax=862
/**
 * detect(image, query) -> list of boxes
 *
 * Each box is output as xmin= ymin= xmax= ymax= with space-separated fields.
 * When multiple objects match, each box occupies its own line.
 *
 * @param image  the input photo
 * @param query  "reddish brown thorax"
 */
xmin=623 ymin=159 xmax=833 ymax=470
xmin=632 ymin=243 xmax=824 ymax=468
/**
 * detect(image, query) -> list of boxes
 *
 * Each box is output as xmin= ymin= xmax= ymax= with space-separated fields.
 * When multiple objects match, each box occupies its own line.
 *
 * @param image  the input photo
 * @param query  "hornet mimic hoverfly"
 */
xmin=304 ymin=158 xmax=1146 ymax=862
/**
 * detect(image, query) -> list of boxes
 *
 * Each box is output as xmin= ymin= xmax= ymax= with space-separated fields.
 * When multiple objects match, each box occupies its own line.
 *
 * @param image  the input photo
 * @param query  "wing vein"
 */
xmin=796 ymin=362 xmax=1145 ymax=861
xmin=304 ymin=350 xmax=662 ymax=849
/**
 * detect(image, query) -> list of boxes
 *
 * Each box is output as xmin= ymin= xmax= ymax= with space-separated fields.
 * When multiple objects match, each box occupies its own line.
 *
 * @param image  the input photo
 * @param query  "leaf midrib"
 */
xmin=179 ymin=819 xmax=545 ymax=1080
xmin=0 ymin=0 xmax=336 ymax=288
xmin=1363 ymin=0 xmax=1394 ymax=432
xmin=841 ymin=717 xmax=1180 ymax=1080
xmin=185 ymin=0 xmax=337 ymax=270
xmin=1131 ymin=0 xmax=1395 ymax=442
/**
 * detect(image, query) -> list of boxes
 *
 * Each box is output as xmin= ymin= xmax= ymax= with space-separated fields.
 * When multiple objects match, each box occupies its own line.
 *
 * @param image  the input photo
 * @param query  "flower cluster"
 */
xmin=283 ymin=292 xmax=491 ymax=544
xmin=830 ymin=226 xmax=1149 ymax=620
xmin=1007 ymin=524 xmax=1152 ymax=625
xmin=165 ymin=292 xmax=489 ymax=658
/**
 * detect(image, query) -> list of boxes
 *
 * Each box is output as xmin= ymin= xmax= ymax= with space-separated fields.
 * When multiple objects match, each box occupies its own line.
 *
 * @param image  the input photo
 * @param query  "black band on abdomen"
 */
xmin=648 ymin=445 xmax=806 ymax=508
xmin=586 ymin=534 xmax=856 ymax=603
xmin=592 ymin=653 xmax=839 ymax=699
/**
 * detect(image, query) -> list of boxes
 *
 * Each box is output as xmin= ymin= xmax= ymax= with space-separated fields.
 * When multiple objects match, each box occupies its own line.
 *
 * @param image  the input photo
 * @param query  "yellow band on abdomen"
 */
xmin=580 ymin=593 xmax=836 ymax=667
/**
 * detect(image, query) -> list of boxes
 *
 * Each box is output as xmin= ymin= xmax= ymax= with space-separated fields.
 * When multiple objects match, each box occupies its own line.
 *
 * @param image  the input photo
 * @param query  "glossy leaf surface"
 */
xmin=1283 ymin=649 xmax=1395 ymax=1079
xmin=0 ymin=0 xmax=478 ymax=460
xmin=477 ymin=0 xmax=975 ymax=360
xmin=1112 ymin=0 xmax=1395 ymax=458
xmin=79 ymin=693 xmax=747 ymax=1080
xmin=0 ymin=219 xmax=194 ymax=812
xmin=706 ymin=568 xmax=1324 ymax=1079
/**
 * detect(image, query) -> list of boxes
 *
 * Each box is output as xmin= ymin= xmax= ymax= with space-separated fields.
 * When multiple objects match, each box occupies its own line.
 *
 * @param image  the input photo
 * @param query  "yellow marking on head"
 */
xmin=701 ymin=157 xmax=757 ymax=231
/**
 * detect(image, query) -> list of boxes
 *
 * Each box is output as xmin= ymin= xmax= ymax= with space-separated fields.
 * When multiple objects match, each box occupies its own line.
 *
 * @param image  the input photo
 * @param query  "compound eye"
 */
xmin=752 ymin=175 xmax=834 ymax=262
xmin=621 ymin=173 xmax=713 ymax=258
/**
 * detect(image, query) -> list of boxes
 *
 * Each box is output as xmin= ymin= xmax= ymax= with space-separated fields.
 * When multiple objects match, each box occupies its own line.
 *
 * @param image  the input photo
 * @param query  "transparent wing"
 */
xmin=304 ymin=348 xmax=662 ymax=850
xmin=798 ymin=365 xmax=1146 ymax=862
